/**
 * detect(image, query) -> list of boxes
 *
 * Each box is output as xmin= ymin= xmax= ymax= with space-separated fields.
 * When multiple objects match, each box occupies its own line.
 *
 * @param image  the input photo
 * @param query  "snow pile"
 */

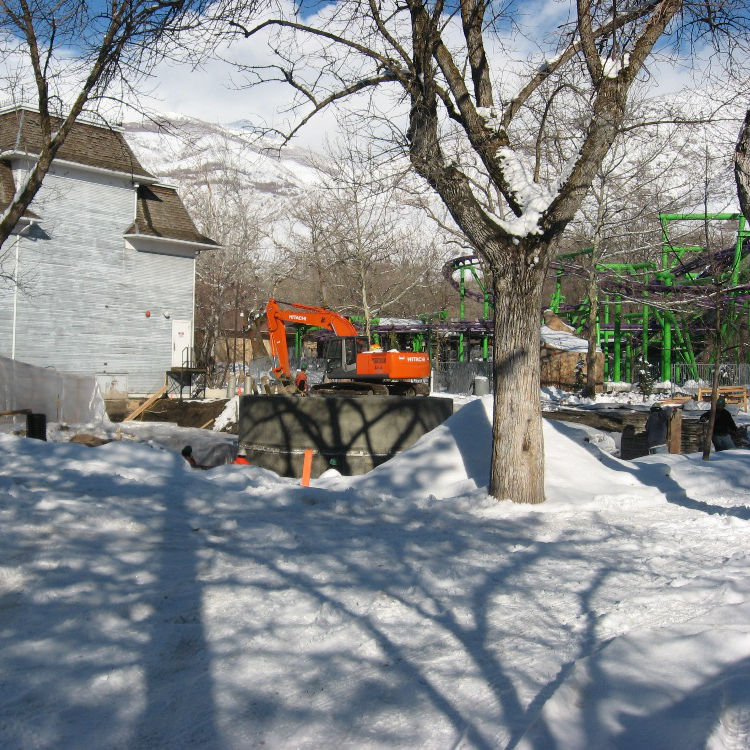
xmin=602 ymin=53 xmax=631 ymax=78
xmin=541 ymin=324 xmax=591 ymax=352
xmin=317 ymin=396 xmax=493 ymax=501
xmin=3 ymin=397 xmax=750 ymax=748
xmin=213 ymin=395 xmax=239 ymax=432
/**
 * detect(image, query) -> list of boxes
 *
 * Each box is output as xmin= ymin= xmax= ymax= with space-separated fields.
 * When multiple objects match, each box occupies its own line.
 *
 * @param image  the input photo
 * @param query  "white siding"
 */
xmin=0 ymin=164 xmax=196 ymax=395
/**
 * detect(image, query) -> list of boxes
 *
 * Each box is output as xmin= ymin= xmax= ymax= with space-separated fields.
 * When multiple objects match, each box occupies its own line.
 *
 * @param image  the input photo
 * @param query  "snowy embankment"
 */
xmin=2 ymin=397 xmax=750 ymax=749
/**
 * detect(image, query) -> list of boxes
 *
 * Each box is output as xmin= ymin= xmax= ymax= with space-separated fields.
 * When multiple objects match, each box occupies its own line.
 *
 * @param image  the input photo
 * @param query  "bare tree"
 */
xmin=562 ymin=110 xmax=701 ymax=396
xmin=276 ymin=141 xmax=452 ymax=337
xmin=227 ymin=0 xmax=742 ymax=503
xmin=0 ymin=0 xmax=249 ymax=253
xmin=181 ymin=161 xmax=278 ymax=383
xmin=276 ymin=190 xmax=337 ymax=308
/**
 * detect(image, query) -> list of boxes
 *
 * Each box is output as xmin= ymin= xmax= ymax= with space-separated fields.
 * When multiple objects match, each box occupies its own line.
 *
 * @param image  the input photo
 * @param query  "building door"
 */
xmin=172 ymin=320 xmax=193 ymax=367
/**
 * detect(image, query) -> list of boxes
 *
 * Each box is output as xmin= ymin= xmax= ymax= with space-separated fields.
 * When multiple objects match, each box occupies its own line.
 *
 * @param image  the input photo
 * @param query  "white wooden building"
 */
xmin=0 ymin=106 xmax=217 ymax=396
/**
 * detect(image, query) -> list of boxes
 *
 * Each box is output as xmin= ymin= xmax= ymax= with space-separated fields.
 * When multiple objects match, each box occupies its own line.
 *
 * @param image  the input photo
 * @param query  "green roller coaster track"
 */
xmin=549 ymin=212 xmax=750 ymax=382
xmin=279 ymin=212 xmax=750 ymax=378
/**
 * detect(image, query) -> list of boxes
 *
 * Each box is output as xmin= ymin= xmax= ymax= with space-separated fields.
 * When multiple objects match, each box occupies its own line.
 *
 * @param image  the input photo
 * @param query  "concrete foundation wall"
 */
xmin=239 ymin=394 xmax=454 ymax=478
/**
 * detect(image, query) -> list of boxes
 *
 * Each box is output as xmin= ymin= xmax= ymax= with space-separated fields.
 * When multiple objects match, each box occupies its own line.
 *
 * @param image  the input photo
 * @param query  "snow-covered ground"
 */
xmin=3 ymin=394 xmax=750 ymax=749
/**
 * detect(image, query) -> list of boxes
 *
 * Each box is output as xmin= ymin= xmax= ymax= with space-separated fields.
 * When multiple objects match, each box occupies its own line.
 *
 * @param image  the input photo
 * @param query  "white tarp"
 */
xmin=0 ymin=356 xmax=107 ymax=425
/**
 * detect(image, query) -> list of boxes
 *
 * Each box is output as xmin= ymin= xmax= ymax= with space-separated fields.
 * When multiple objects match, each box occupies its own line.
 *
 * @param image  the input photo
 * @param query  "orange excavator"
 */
xmin=265 ymin=298 xmax=431 ymax=395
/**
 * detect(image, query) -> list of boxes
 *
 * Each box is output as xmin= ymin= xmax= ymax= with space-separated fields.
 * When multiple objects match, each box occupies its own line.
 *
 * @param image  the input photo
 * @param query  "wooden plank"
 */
xmin=697 ymin=386 xmax=748 ymax=411
xmin=200 ymin=418 xmax=215 ymax=429
xmin=0 ymin=409 xmax=32 ymax=416
xmin=123 ymin=385 xmax=168 ymax=422
xmin=668 ymin=409 xmax=682 ymax=454
xmin=663 ymin=396 xmax=692 ymax=406
xmin=698 ymin=386 xmax=747 ymax=399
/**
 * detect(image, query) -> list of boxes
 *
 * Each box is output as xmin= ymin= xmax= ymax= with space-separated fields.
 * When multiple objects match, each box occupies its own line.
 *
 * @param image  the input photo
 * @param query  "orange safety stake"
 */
xmin=301 ymin=449 xmax=314 ymax=487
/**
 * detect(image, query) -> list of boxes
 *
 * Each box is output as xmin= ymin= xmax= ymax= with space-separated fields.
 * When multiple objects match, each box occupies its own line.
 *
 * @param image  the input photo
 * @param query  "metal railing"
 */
xmin=432 ymin=360 xmax=493 ymax=394
xmin=435 ymin=360 xmax=750 ymax=395
xmin=178 ymin=346 xmax=195 ymax=369
xmin=671 ymin=363 xmax=750 ymax=389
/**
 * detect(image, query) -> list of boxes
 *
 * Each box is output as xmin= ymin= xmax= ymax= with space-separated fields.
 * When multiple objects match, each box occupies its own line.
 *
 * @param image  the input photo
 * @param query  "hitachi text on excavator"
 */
xmin=265 ymin=298 xmax=431 ymax=396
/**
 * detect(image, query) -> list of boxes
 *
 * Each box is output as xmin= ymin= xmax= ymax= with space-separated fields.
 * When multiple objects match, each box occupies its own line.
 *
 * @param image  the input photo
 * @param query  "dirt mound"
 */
xmin=109 ymin=398 xmax=233 ymax=430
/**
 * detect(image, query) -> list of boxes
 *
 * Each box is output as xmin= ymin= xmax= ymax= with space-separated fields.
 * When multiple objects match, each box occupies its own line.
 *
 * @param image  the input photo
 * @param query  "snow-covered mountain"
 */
xmin=124 ymin=114 xmax=326 ymax=199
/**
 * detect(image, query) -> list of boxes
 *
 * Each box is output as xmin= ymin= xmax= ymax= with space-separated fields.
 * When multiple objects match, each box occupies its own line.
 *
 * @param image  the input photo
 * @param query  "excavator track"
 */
xmin=310 ymin=381 xmax=429 ymax=397
xmin=311 ymin=381 xmax=391 ymax=396
xmin=383 ymin=381 xmax=431 ymax=397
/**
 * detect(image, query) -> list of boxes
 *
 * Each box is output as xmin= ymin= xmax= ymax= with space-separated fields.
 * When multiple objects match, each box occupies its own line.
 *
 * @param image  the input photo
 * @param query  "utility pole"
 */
xmin=241 ymin=311 xmax=246 ymax=371
xmin=233 ymin=286 xmax=239 ymax=374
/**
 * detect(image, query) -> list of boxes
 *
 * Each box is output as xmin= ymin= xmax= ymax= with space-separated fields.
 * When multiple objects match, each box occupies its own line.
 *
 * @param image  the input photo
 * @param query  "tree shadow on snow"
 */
xmin=614 ymin=653 xmax=750 ymax=750
xmin=10 ymin=428 xmax=748 ymax=748
xmin=203 ymin=486 xmax=640 ymax=749
xmin=594 ymin=448 xmax=750 ymax=521
xmin=0 ymin=444 xmax=223 ymax=749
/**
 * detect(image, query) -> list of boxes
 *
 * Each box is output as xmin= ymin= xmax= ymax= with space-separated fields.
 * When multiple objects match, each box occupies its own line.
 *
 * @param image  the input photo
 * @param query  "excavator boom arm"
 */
xmin=266 ymin=298 xmax=359 ymax=377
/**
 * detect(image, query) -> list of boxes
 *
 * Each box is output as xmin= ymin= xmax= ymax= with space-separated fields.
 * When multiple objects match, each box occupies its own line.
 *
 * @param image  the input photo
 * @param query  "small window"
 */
xmin=345 ymin=338 xmax=357 ymax=366
xmin=326 ymin=339 xmax=342 ymax=370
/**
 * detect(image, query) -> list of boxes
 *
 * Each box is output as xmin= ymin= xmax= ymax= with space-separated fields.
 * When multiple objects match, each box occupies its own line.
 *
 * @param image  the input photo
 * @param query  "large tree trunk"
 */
xmin=490 ymin=249 xmax=546 ymax=504
xmin=702 ymin=306 xmax=722 ymax=461
xmin=584 ymin=271 xmax=599 ymax=397
xmin=735 ymin=109 xmax=750 ymax=221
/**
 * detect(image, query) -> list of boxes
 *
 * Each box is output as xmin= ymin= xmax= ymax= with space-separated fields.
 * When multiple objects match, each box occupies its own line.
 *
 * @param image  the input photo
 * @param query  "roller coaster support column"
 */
xmin=735 ymin=215 xmax=748 ymax=365
xmin=614 ymin=296 xmax=622 ymax=382
xmin=459 ymin=267 xmax=466 ymax=362
xmin=659 ymin=216 xmax=674 ymax=381
xmin=642 ymin=272 xmax=650 ymax=362
xmin=661 ymin=316 xmax=672 ymax=382
xmin=730 ymin=216 xmax=747 ymax=365
xmin=660 ymin=272 xmax=673 ymax=382
xmin=602 ymin=298 xmax=610 ymax=380
xmin=734 ymin=215 xmax=746 ymax=286
xmin=625 ymin=335 xmax=633 ymax=382
xmin=550 ymin=267 xmax=564 ymax=313
xmin=673 ymin=313 xmax=698 ymax=379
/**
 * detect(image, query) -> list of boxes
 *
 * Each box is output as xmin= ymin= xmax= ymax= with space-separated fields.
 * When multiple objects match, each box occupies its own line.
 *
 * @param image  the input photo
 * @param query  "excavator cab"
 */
xmin=323 ymin=336 xmax=369 ymax=379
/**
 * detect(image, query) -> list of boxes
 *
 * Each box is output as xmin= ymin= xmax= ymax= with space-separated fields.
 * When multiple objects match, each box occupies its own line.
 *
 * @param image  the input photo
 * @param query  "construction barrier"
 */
xmin=239 ymin=394 xmax=454 ymax=479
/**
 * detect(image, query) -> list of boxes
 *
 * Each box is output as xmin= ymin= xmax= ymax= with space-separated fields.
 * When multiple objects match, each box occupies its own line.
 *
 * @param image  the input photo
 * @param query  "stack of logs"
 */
xmin=543 ymin=406 xmax=710 ymax=459
xmin=620 ymin=414 xmax=707 ymax=459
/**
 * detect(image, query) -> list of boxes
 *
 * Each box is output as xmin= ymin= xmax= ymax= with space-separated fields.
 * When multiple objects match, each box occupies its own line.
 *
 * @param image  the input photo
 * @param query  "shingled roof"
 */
xmin=125 ymin=185 xmax=218 ymax=248
xmin=0 ymin=107 xmax=153 ymax=178
xmin=0 ymin=161 xmax=16 ymax=209
xmin=0 ymin=107 xmax=216 ymax=248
